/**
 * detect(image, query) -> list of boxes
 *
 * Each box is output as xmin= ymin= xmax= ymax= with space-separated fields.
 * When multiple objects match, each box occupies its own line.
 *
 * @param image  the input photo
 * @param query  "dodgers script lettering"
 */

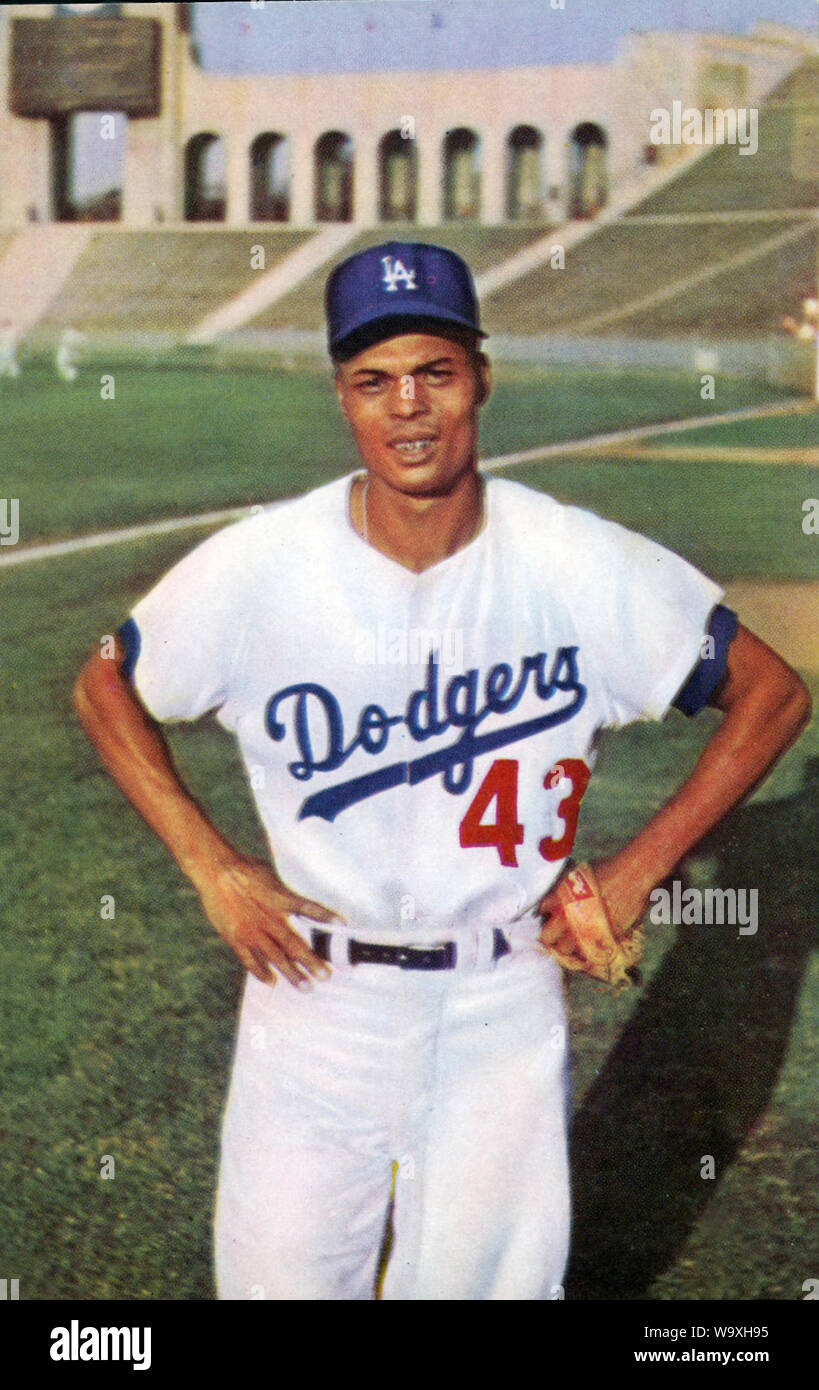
xmin=265 ymin=648 xmax=586 ymax=820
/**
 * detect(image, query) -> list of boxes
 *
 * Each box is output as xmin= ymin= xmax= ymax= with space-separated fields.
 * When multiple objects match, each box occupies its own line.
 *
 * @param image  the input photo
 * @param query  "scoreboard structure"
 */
xmin=0 ymin=3 xmax=183 ymax=227
xmin=9 ymin=15 xmax=161 ymax=118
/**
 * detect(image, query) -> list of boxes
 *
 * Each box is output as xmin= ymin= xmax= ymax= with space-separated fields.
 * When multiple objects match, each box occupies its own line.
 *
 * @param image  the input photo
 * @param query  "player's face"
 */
xmin=335 ymin=334 xmax=490 ymax=498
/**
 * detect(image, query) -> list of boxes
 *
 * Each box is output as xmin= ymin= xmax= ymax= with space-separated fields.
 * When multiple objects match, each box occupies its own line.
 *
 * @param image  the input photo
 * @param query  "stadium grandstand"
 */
xmin=0 ymin=5 xmax=815 ymax=391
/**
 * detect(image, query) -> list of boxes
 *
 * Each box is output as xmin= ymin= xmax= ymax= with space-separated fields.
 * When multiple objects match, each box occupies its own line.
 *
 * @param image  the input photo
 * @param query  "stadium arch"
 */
xmin=443 ymin=128 xmax=481 ymax=221
xmin=378 ymin=129 xmax=417 ymax=222
xmin=184 ymin=132 xmax=225 ymax=222
xmin=314 ymin=131 xmax=354 ymax=222
xmin=506 ymin=124 xmax=544 ymax=220
xmin=570 ymin=122 xmax=608 ymax=219
xmin=250 ymin=132 xmax=289 ymax=222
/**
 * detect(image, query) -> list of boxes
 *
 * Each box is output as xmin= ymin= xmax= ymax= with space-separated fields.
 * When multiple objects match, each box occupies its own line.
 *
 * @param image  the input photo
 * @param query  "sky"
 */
xmin=194 ymin=0 xmax=818 ymax=75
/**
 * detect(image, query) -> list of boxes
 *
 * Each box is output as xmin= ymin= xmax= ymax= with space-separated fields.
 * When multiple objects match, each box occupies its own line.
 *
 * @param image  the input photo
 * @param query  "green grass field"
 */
xmin=1 ymin=363 xmax=816 ymax=1299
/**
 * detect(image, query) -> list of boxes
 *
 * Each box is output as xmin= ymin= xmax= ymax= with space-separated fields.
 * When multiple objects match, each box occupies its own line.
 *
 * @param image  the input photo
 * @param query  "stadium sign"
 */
xmin=9 ymin=16 xmax=161 ymax=118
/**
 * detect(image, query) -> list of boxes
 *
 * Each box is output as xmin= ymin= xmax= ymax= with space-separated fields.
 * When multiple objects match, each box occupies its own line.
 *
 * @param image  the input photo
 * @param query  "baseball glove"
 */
xmin=542 ymin=863 xmax=645 ymax=990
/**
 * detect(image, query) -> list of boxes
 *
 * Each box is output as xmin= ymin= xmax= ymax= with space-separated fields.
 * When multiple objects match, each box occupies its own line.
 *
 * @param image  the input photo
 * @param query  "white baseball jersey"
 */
xmin=125 ymin=472 xmax=723 ymax=944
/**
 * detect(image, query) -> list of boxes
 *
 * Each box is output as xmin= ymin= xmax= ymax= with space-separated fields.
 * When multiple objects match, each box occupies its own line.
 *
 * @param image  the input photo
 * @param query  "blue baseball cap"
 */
xmin=326 ymin=241 xmax=486 ymax=361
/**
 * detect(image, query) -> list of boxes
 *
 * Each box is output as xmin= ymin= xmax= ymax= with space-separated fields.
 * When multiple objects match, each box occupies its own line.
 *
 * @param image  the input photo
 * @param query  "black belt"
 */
xmin=310 ymin=928 xmax=511 ymax=971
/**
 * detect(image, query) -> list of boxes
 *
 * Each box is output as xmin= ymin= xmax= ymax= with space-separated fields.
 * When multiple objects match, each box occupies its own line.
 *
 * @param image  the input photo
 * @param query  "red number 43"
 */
xmin=459 ymin=757 xmax=590 ymax=867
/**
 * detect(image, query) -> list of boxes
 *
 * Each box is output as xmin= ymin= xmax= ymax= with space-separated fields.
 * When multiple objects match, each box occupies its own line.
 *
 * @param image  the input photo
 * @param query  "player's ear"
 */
xmin=475 ymin=352 xmax=491 ymax=407
xmin=334 ymin=365 xmax=351 ymax=419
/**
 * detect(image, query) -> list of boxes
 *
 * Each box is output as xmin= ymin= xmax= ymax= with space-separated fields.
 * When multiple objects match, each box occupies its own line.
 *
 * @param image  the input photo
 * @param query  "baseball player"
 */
xmin=74 ymin=241 xmax=810 ymax=1301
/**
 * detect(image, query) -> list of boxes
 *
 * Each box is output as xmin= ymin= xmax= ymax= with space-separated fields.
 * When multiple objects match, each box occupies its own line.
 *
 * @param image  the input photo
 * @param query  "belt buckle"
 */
xmin=312 ymin=930 xmax=510 ymax=972
xmin=396 ymin=941 xmax=457 ymax=970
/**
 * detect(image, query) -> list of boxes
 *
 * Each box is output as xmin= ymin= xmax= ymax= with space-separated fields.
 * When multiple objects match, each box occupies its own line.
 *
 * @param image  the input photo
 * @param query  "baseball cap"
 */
xmin=326 ymin=241 xmax=486 ymax=361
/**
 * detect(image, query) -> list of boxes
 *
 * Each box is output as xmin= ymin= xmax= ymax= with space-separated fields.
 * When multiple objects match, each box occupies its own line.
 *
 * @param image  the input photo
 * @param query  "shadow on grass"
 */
xmin=565 ymin=758 xmax=818 ymax=1300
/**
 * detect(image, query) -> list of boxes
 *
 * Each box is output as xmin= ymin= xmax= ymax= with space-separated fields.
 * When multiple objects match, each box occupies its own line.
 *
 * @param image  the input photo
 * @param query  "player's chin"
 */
xmin=379 ymin=446 xmax=471 ymax=495
xmin=377 ymin=460 xmax=442 ymax=495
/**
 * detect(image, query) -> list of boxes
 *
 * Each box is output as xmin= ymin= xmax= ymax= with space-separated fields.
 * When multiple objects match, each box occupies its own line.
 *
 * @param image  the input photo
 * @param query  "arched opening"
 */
xmin=378 ymin=129 xmax=418 ymax=222
xmin=314 ymin=132 xmax=354 ymax=222
xmin=250 ymin=133 xmax=290 ymax=221
xmin=442 ymin=128 xmax=481 ymax=221
xmin=569 ymin=123 xmax=608 ymax=219
xmin=184 ymin=133 xmax=226 ymax=222
xmin=506 ymin=125 xmax=543 ymax=220
xmin=50 ymin=111 xmax=126 ymax=222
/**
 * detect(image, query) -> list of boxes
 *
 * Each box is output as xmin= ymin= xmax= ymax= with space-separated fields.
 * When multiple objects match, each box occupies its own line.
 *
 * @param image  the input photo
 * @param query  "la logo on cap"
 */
xmin=381 ymin=255 xmax=417 ymax=292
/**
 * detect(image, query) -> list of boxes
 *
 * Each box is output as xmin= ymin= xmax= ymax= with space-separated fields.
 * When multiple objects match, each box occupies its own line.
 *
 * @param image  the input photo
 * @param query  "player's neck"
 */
xmin=354 ymin=470 xmax=485 ymax=573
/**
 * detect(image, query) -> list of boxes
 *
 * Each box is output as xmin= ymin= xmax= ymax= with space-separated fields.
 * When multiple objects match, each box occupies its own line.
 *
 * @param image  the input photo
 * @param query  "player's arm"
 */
xmin=541 ymin=624 xmax=811 ymax=941
xmin=73 ymin=637 xmax=335 ymax=988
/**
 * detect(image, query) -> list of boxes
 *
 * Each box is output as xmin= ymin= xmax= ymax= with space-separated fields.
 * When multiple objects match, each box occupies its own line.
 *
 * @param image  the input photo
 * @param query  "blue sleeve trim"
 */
xmin=672 ymin=604 xmax=738 ymax=716
xmin=117 ymin=617 xmax=141 ymax=681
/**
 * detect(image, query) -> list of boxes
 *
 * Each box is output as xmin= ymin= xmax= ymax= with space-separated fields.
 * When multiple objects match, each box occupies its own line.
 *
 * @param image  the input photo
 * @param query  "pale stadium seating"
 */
xmin=38 ymin=229 xmax=312 ymax=334
xmin=483 ymin=58 xmax=819 ymax=341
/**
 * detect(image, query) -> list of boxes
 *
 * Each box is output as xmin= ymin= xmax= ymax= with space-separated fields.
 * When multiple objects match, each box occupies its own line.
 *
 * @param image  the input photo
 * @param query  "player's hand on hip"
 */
xmin=537 ymin=851 xmax=653 ymax=959
xmin=193 ymin=854 xmax=339 ymax=988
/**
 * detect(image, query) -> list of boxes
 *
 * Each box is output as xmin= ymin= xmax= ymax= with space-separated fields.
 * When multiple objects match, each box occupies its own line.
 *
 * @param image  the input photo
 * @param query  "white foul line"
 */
xmin=0 ymin=397 xmax=810 ymax=570
xmin=0 ymin=506 xmax=253 ymax=569
xmin=479 ymin=397 xmax=811 ymax=471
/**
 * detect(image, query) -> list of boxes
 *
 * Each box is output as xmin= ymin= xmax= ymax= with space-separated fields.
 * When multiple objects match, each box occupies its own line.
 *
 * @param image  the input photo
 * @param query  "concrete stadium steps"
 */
xmin=186 ymin=223 xmax=359 ymax=343
xmin=0 ymin=225 xmax=92 ymax=333
xmin=38 ymin=229 xmax=311 ymax=333
xmin=482 ymin=217 xmax=814 ymax=336
xmin=622 ymin=225 xmax=818 ymax=338
xmin=248 ymin=225 xmax=547 ymax=331
xmin=629 ymin=58 xmax=819 ymax=216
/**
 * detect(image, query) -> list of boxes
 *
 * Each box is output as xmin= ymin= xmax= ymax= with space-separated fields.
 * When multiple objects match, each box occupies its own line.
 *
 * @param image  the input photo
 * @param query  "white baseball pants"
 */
xmin=214 ymin=941 xmax=571 ymax=1300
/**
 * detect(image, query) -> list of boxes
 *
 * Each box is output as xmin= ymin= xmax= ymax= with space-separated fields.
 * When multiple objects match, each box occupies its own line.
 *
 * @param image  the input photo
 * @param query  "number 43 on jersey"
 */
xmin=459 ymin=757 xmax=590 ymax=867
